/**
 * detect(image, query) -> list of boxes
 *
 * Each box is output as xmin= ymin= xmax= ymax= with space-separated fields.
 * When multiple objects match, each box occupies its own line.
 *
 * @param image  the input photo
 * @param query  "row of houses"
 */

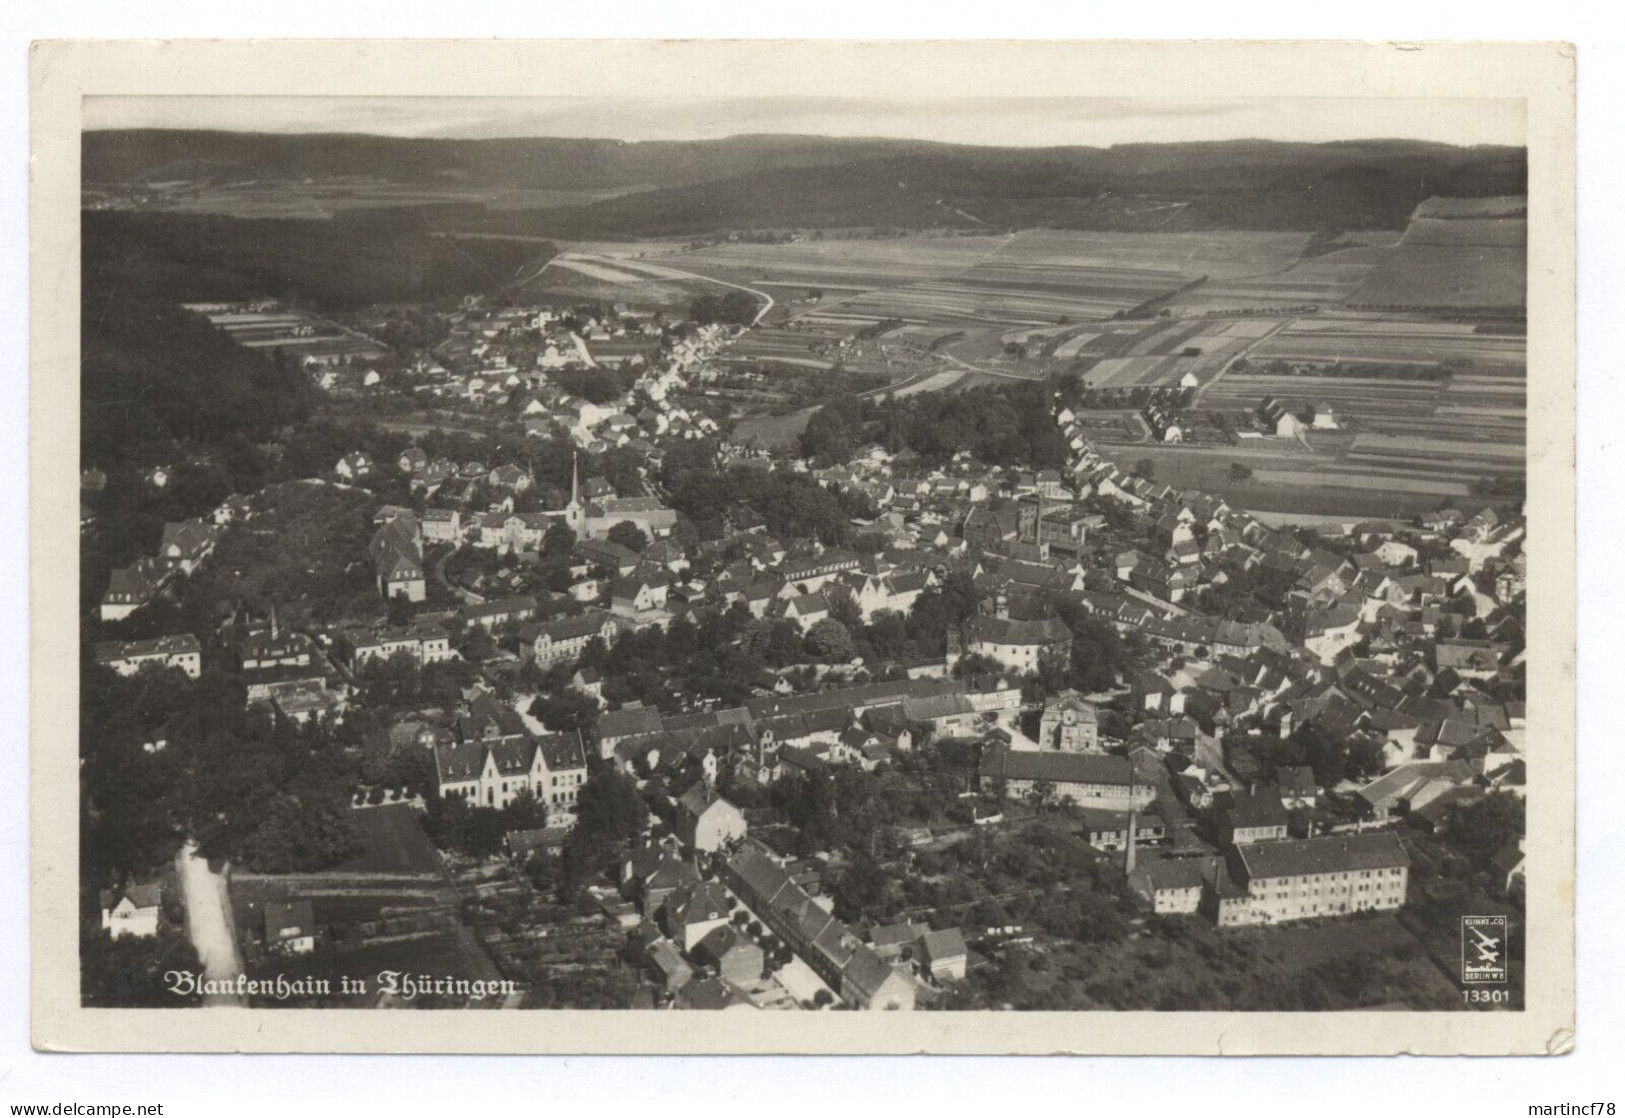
xmin=721 ymin=842 xmax=918 ymax=1010
xmin=99 ymin=518 xmax=221 ymax=621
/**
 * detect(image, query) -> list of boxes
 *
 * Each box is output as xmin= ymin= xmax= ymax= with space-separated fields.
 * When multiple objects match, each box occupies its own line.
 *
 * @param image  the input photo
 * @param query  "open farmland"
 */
xmin=875 ymin=369 xmax=969 ymax=398
xmin=1093 ymin=309 xmax=1525 ymax=516
xmin=1165 ymin=243 xmax=1394 ymax=315
xmin=704 ymin=231 xmax=1313 ymax=392
xmin=1353 ymin=245 xmax=1525 ymax=311
xmin=1092 ymin=438 xmax=1508 ymax=520
xmin=988 ymin=230 xmax=1312 ymax=282
xmin=826 ymin=230 xmax=1312 ymax=325
xmin=1112 ymin=361 xmax=1525 ymax=516
xmin=650 ymin=235 xmax=1011 ymax=291
xmin=721 ymin=323 xmax=841 ymax=369
xmin=839 ymin=279 xmax=1118 ymax=327
xmin=1251 ymin=315 xmax=1526 ymax=368
xmin=657 ymin=230 xmax=1310 ymax=326
xmin=1027 ymin=317 xmax=1287 ymax=389
xmin=1352 ymin=197 xmax=1527 ymax=311
xmin=671 ymin=231 xmax=1324 ymax=393
xmin=187 ymin=304 xmax=390 ymax=363
xmin=1203 ymin=369 xmax=1448 ymax=427
xmin=1204 ymin=314 xmax=1526 ymax=452
xmin=1413 ymin=196 xmax=1527 ymax=219
xmin=712 ymin=204 xmax=1526 ymax=515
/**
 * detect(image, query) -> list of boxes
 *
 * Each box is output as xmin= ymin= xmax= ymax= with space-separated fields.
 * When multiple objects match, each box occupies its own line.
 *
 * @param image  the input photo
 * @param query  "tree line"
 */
xmin=799 ymin=382 xmax=1069 ymax=471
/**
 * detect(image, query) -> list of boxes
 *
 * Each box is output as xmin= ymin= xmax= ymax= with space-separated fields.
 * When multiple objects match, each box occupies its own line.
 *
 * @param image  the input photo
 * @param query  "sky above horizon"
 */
xmin=83 ymin=96 xmax=1527 ymax=148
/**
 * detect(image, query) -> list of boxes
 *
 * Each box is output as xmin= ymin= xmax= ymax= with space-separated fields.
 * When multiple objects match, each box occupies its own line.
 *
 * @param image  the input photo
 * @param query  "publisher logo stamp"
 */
xmin=1462 ymin=915 xmax=1509 ymax=984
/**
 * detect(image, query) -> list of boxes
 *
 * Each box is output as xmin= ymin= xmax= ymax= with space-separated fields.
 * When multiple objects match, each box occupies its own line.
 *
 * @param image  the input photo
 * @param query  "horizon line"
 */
xmin=79 ymin=127 xmax=1527 ymax=152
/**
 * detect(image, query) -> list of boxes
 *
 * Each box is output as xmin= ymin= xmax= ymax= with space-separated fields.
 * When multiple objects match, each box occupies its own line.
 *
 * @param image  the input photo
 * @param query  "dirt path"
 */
xmin=619 ymin=259 xmax=776 ymax=325
xmin=1191 ymin=316 xmax=1296 ymax=405
xmin=542 ymin=252 xmax=777 ymax=326
xmin=936 ymin=348 xmax=1043 ymax=383
xmin=176 ymin=841 xmax=248 ymax=1006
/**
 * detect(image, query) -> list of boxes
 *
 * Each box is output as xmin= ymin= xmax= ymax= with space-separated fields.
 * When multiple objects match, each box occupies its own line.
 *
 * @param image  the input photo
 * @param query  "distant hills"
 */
xmin=82 ymin=129 xmax=1527 ymax=236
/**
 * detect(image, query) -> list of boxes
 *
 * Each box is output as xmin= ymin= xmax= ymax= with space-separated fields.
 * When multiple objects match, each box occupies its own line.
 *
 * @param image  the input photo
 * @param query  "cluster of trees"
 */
xmin=81 ymin=924 xmax=203 ymax=1008
xmin=661 ymin=453 xmax=875 ymax=546
xmin=1469 ymin=474 xmax=1525 ymax=499
xmin=688 ymin=290 xmax=761 ymax=327
xmin=571 ymin=605 xmax=762 ymax=710
xmin=549 ymin=365 xmax=640 ymax=405
xmin=771 ymin=570 xmax=990 ymax=670
xmin=1239 ymin=358 xmax=1449 ymax=383
xmin=353 ymin=653 xmax=483 ymax=714
xmin=145 ymin=481 xmax=381 ymax=639
xmin=80 ymin=660 xmax=366 ymax=885
xmin=950 ymin=906 xmax=1464 ymax=1011
xmin=798 ymin=382 xmax=1068 ymax=470
xmin=371 ymin=306 xmax=452 ymax=354
xmin=1054 ymin=374 xmax=1195 ymax=414
xmin=854 ymin=317 xmax=906 ymax=341
xmin=422 ymin=788 xmax=548 ymax=861
xmin=1444 ymin=794 xmax=1526 ymax=862
xmin=555 ymin=765 xmax=649 ymax=903
xmin=78 ymin=279 xmax=322 ymax=608
xmin=1036 ymin=594 xmax=1149 ymax=695
xmin=606 ymin=520 xmax=651 ymax=555
xmin=1244 ymin=720 xmax=1387 ymax=788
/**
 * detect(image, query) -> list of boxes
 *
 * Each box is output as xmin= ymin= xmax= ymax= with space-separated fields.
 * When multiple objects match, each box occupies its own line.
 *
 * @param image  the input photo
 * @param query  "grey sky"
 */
xmin=84 ymin=95 xmax=1526 ymax=148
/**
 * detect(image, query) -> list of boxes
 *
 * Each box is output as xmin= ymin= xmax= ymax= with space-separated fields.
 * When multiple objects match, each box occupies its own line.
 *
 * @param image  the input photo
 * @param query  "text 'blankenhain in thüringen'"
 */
xmin=164 ymin=970 xmax=517 ymax=1001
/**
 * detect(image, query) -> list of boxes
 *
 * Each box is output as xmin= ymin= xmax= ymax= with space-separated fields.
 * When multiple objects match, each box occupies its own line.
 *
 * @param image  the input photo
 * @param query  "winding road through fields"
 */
xmin=606 ymin=257 xmax=776 ymax=325
xmin=493 ymin=247 xmax=778 ymax=326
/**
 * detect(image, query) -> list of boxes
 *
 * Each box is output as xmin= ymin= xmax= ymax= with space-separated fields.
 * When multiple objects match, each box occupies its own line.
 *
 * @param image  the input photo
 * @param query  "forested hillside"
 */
xmin=85 ymin=131 xmax=1528 ymax=236
xmin=83 ymin=210 xmax=552 ymax=310
xmin=81 ymin=277 xmax=315 ymax=455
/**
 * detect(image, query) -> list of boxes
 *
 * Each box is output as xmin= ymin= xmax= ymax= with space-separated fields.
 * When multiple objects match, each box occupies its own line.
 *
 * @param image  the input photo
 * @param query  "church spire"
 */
xmin=1125 ymin=771 xmax=1139 ymax=876
xmin=570 ymin=451 xmax=580 ymax=506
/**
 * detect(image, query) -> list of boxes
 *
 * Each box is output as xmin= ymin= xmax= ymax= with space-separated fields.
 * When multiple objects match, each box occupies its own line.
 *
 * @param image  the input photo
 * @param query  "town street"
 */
xmin=176 ymin=840 xmax=248 ymax=1006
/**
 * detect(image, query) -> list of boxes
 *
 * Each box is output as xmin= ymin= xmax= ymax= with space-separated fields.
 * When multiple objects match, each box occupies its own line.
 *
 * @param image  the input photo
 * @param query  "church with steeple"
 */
xmin=564 ymin=452 xmax=586 ymax=535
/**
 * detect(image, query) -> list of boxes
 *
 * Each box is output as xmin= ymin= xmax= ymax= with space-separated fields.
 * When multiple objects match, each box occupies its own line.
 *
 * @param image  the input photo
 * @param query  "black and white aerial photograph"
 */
xmin=47 ymin=39 xmax=1572 ymax=1053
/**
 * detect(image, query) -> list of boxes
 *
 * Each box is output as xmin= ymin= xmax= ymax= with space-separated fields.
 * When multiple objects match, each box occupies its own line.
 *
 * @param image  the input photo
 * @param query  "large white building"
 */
xmin=521 ymin=611 xmax=620 ymax=668
xmin=93 ymin=634 xmax=202 ymax=679
xmin=1220 ymin=833 xmax=1410 ymax=926
xmin=434 ymin=730 xmax=590 ymax=819
xmin=346 ymin=622 xmax=456 ymax=669
xmin=980 ymin=745 xmax=1155 ymax=812
xmin=955 ymin=606 xmax=1071 ymax=675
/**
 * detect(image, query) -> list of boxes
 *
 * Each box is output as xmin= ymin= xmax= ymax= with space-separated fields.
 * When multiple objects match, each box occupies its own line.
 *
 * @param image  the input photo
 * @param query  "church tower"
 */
xmin=564 ymin=451 xmax=585 ymax=534
xmin=1124 ymin=771 xmax=1140 ymax=875
xmin=1031 ymin=488 xmax=1049 ymax=560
